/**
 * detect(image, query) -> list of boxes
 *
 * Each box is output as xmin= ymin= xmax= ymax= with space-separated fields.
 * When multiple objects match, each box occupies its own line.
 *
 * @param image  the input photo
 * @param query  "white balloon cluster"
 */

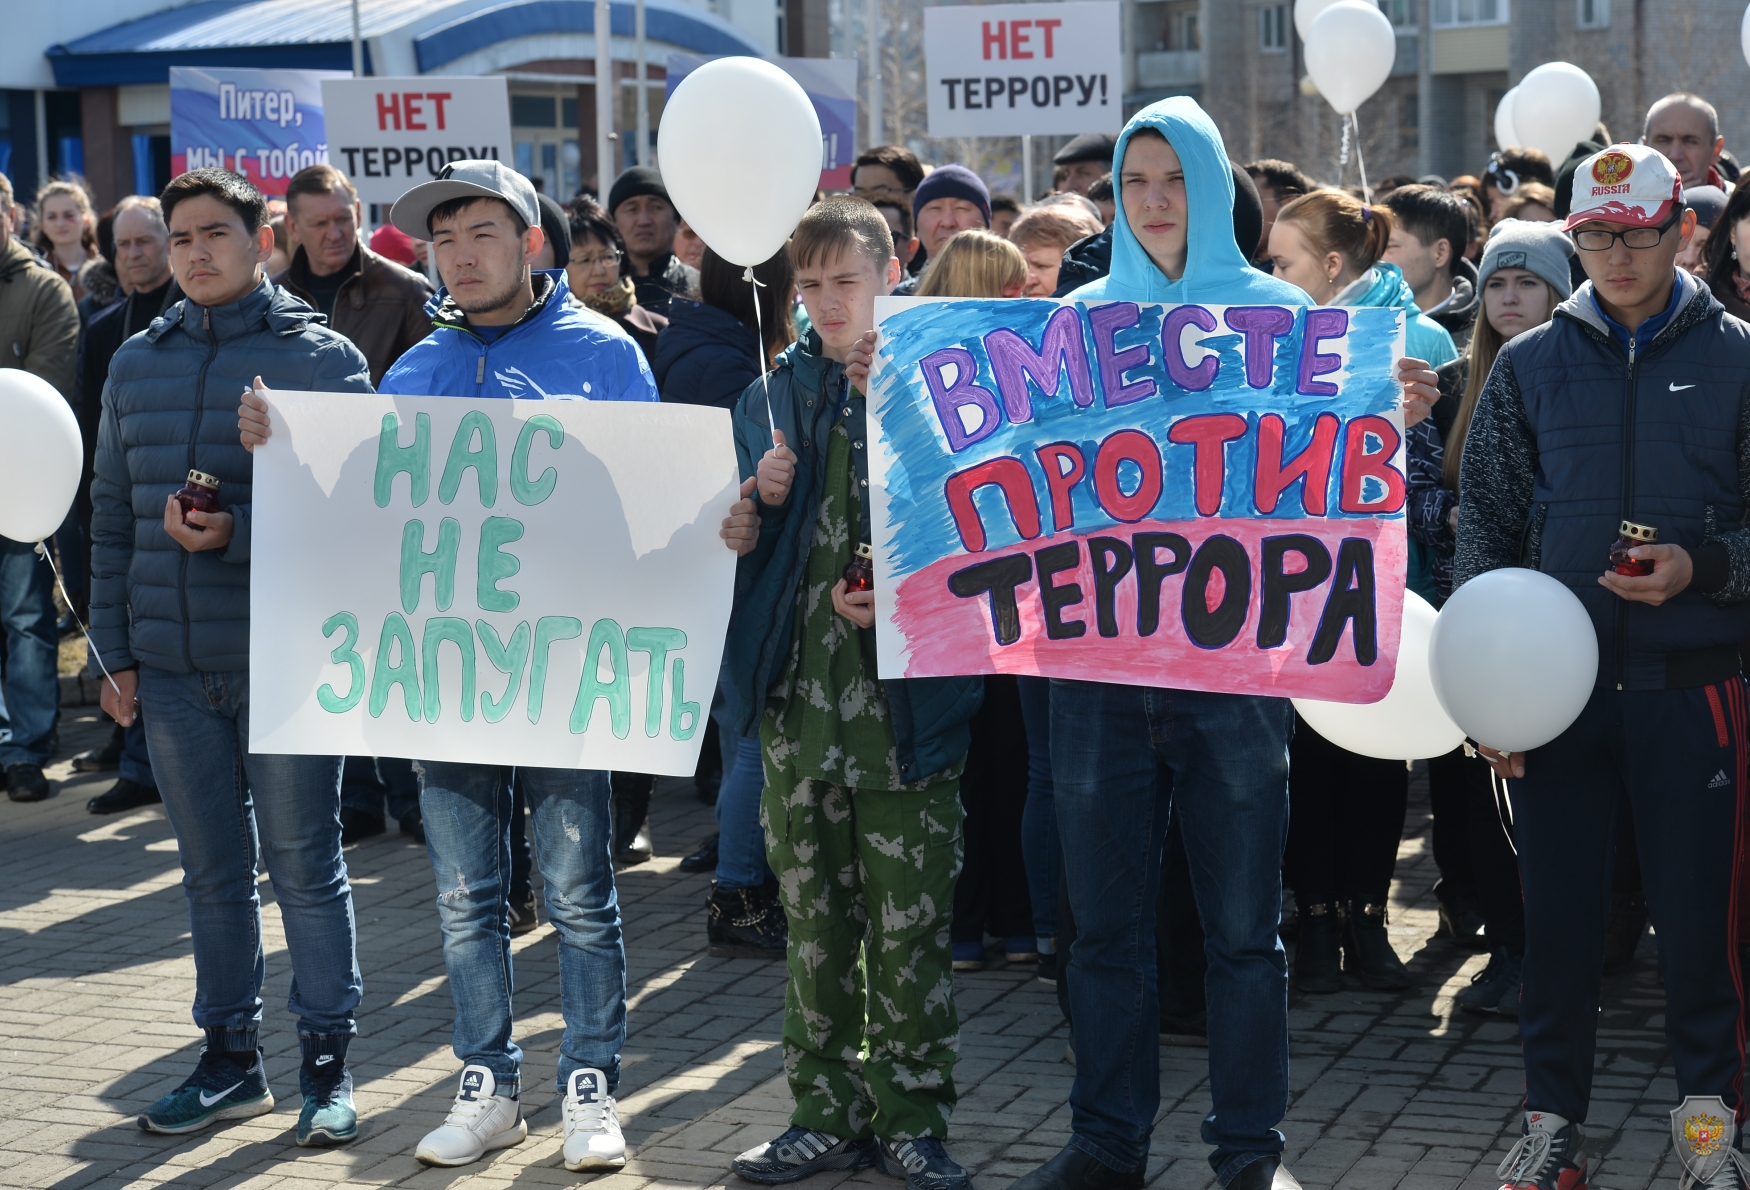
xmin=0 ymin=370 xmax=82 ymax=545
xmin=1492 ymin=63 xmax=1601 ymax=163
xmin=1293 ymin=571 xmax=1598 ymax=762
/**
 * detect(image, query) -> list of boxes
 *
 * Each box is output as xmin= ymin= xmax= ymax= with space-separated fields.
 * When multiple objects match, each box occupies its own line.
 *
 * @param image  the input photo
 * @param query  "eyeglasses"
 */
xmin=1572 ymin=211 xmax=1680 ymax=252
xmin=573 ymin=248 xmax=622 ymax=271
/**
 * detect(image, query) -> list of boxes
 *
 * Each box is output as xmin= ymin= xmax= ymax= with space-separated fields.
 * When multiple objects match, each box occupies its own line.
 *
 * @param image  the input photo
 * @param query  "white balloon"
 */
xmin=1293 ymin=591 xmax=1465 ymax=761
xmin=1429 ymin=568 xmax=1599 ymax=753
xmin=1743 ymin=2 xmax=1750 ymax=71
xmin=0 ymin=369 xmax=81 ymax=545
xmin=1494 ymin=85 xmax=1522 ymax=151
xmin=1510 ymin=62 xmax=1601 ymax=164
xmin=657 ymin=57 xmax=822 ymax=267
xmin=1293 ymin=0 xmax=1346 ymax=42
xmin=1303 ymin=1 xmax=1397 ymax=116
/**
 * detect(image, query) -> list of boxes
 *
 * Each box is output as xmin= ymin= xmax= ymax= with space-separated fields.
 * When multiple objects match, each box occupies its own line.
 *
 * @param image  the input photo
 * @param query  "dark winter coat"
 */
xmin=652 ymin=299 xmax=761 ymax=409
xmin=723 ymin=331 xmax=983 ymax=782
xmin=88 ymin=278 xmax=372 ymax=674
xmin=1454 ymin=271 xmax=1750 ymax=690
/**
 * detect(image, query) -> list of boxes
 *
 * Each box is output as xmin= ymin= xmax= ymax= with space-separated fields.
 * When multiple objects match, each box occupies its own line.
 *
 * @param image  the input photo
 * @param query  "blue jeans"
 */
xmin=714 ymin=666 xmax=770 ymax=889
xmin=139 ymin=666 xmax=358 ymax=1047
xmin=0 ymin=539 xmax=59 ymax=767
xmin=1017 ymin=675 xmax=1058 ymax=940
xmin=1050 ymin=679 xmax=1292 ymax=1183
xmin=417 ymin=762 xmax=625 ymax=1096
xmin=119 ymin=718 xmax=154 ymax=788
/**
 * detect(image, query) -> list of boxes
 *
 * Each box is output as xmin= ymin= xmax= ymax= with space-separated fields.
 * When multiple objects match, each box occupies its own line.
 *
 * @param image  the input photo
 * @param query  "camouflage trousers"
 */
xmin=760 ymin=732 xmax=965 ymax=1141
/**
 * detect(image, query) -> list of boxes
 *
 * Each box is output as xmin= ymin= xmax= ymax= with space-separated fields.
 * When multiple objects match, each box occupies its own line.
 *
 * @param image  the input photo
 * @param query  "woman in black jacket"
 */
xmin=652 ymin=246 xmax=794 ymax=408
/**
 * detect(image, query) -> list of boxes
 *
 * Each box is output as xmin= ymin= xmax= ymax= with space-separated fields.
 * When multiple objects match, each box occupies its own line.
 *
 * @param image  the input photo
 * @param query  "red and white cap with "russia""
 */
xmin=1563 ymin=143 xmax=1683 ymax=230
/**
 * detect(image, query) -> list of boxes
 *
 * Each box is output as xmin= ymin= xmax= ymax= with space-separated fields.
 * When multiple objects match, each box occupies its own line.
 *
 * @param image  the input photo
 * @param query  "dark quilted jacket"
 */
xmin=724 ymin=331 xmax=983 ymax=783
xmin=88 ymin=278 xmax=371 ymax=674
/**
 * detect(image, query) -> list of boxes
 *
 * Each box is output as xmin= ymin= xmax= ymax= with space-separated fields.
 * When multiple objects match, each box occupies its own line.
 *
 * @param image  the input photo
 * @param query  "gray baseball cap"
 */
xmin=389 ymin=159 xmax=540 ymax=241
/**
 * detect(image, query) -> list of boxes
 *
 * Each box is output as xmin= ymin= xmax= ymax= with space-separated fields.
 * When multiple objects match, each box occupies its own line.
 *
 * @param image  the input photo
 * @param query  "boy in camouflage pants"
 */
xmin=717 ymin=197 xmax=983 ymax=1190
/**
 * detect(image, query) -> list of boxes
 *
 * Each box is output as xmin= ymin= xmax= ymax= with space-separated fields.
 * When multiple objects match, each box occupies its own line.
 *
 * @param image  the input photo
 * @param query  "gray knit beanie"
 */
xmin=1479 ymin=218 xmax=1575 ymax=299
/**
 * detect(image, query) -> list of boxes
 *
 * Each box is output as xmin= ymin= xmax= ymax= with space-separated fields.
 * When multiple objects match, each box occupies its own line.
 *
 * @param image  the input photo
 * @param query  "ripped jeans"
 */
xmin=417 ymin=761 xmax=625 ymax=1096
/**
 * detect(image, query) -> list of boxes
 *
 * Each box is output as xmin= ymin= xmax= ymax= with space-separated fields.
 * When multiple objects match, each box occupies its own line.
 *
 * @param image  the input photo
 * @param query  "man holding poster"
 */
xmin=243 ymin=159 xmax=658 ymax=1173
xmin=858 ymin=99 xmax=1440 ymax=1190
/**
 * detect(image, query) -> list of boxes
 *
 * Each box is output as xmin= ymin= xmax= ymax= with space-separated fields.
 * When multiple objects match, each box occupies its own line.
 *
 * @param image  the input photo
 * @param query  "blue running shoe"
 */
xmin=297 ymin=1067 xmax=356 ymax=1146
xmin=139 ymin=1046 xmax=273 ymax=1135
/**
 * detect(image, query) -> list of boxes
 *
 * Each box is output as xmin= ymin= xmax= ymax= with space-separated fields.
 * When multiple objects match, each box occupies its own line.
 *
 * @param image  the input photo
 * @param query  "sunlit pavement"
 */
xmin=0 ymin=695 xmax=1684 ymax=1189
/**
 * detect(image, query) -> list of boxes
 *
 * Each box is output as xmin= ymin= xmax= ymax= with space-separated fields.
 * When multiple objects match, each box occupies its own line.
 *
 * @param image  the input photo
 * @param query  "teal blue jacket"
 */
xmin=723 ymin=333 xmax=983 ymax=784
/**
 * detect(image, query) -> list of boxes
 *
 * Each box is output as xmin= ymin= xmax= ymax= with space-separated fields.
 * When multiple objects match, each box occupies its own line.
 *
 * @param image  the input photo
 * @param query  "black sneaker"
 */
xmin=708 ymin=881 xmax=787 ymax=959
xmin=399 ymin=808 xmax=425 ymax=844
xmin=1010 ymin=1143 xmax=1142 ymax=1190
xmin=1455 ymin=949 xmax=1522 ymax=1017
xmin=1496 ymin=1112 xmax=1587 ymax=1190
xmin=1433 ymin=879 xmax=1488 ymax=951
xmin=139 ymin=1043 xmax=273 ymax=1134
xmin=72 ymin=725 xmax=125 ymax=772
xmin=680 ymin=833 xmax=721 ymax=873
xmin=508 ymin=888 xmax=539 ymax=936
xmin=87 ymin=778 xmax=161 ymax=815
xmin=6 ymin=764 xmax=50 ymax=803
xmin=732 ymin=1126 xmax=875 ymax=1184
xmin=1036 ymin=952 xmax=1058 ymax=986
xmin=339 ymin=806 xmax=385 ymax=844
xmin=876 ymin=1137 xmax=971 ymax=1190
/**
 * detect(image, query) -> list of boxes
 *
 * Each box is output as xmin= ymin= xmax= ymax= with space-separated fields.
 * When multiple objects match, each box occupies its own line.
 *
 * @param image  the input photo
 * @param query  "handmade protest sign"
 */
xmin=868 ymin=297 xmax=1406 ymax=703
xmin=249 ymin=393 xmax=738 ymax=775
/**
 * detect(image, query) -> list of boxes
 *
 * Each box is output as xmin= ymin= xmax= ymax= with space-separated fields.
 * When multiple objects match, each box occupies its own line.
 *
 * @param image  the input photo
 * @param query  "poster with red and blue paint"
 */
xmin=868 ymin=297 xmax=1408 ymax=703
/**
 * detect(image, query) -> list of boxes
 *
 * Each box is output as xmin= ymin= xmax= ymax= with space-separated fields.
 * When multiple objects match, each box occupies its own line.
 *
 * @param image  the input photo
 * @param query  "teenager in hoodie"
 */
xmin=1011 ymin=98 xmax=1440 ymax=1190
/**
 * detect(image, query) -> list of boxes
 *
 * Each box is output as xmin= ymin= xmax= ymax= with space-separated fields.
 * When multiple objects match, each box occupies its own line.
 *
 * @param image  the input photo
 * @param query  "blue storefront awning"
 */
xmin=47 ymin=0 xmax=763 ymax=88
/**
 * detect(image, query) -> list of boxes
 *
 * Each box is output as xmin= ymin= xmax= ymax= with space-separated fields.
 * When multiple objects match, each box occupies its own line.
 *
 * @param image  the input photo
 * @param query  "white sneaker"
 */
xmin=415 ymin=1065 xmax=527 ymax=1167
xmin=562 ymin=1068 xmax=626 ymax=1171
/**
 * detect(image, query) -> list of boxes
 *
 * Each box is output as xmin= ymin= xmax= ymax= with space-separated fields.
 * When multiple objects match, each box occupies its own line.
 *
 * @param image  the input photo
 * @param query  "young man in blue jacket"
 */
xmin=243 ymin=160 xmax=658 ymax=1174
xmin=718 ymin=196 xmax=984 ymax=1190
xmin=1459 ymin=144 xmax=1750 ymax=1190
xmin=91 ymin=168 xmax=372 ymax=1145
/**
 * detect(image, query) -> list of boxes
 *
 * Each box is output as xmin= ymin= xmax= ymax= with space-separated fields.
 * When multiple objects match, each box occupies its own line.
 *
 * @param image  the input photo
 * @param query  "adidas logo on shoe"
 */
xmin=1708 ymin=770 xmax=1732 ymax=789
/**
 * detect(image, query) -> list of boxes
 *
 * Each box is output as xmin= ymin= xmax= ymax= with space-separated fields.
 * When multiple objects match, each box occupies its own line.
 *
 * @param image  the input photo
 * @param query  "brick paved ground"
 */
xmin=0 ymin=691 xmax=1688 ymax=1190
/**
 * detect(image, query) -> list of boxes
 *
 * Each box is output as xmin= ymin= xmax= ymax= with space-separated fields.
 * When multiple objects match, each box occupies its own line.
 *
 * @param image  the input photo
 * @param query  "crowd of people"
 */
xmin=0 ymin=76 xmax=1747 ymax=1190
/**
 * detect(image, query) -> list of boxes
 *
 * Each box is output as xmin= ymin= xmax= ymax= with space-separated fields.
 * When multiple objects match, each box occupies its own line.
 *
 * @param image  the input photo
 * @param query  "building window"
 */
xmin=1180 ymin=12 xmax=1201 ymax=50
xmin=1401 ymin=93 xmax=1420 ymax=149
xmin=1433 ymin=0 xmax=1509 ymax=26
xmin=1577 ymin=0 xmax=1609 ymax=28
xmin=1260 ymin=5 xmax=1288 ymax=51
xmin=510 ymin=94 xmax=557 ymax=128
xmin=1378 ymin=0 xmax=1413 ymax=25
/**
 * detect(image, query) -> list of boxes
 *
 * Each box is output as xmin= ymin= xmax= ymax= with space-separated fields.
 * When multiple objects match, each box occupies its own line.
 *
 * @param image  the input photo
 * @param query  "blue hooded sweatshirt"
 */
xmin=1070 ymin=97 xmax=1312 ymax=308
xmin=1336 ymin=262 xmax=1457 ymax=369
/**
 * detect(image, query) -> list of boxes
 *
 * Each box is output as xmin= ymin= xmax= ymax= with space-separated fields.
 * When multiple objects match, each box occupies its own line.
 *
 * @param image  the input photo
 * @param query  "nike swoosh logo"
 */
xmin=198 ymin=1082 xmax=243 ymax=1107
xmin=315 ymin=1055 xmax=334 ymax=1066
xmin=1671 ymin=383 xmax=1697 ymax=391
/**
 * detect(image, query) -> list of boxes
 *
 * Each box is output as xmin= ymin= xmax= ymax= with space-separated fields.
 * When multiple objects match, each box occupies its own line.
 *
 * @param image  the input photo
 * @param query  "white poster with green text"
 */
xmin=248 ymin=392 xmax=738 ymax=776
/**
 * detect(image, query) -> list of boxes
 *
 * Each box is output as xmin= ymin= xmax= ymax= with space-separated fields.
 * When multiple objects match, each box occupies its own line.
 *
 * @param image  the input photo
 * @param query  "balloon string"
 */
xmin=33 ymin=540 xmax=124 ymax=701
xmin=1352 ymin=112 xmax=1372 ymax=205
xmin=744 ymin=266 xmax=775 ymax=436
xmin=1338 ymin=113 xmax=1352 ymax=170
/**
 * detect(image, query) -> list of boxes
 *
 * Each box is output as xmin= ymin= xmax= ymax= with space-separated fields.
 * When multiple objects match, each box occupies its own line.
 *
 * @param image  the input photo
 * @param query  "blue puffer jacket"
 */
xmin=89 ymin=278 xmax=372 ymax=674
xmin=382 ymin=269 xmax=655 ymax=402
xmin=724 ymin=331 xmax=983 ymax=783
xmin=651 ymin=299 xmax=760 ymax=409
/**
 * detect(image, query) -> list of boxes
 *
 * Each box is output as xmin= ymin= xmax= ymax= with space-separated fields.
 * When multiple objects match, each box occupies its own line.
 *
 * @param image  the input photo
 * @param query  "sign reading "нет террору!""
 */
xmin=320 ymin=76 xmax=512 ymax=207
xmin=925 ymin=1 xmax=1122 ymax=139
